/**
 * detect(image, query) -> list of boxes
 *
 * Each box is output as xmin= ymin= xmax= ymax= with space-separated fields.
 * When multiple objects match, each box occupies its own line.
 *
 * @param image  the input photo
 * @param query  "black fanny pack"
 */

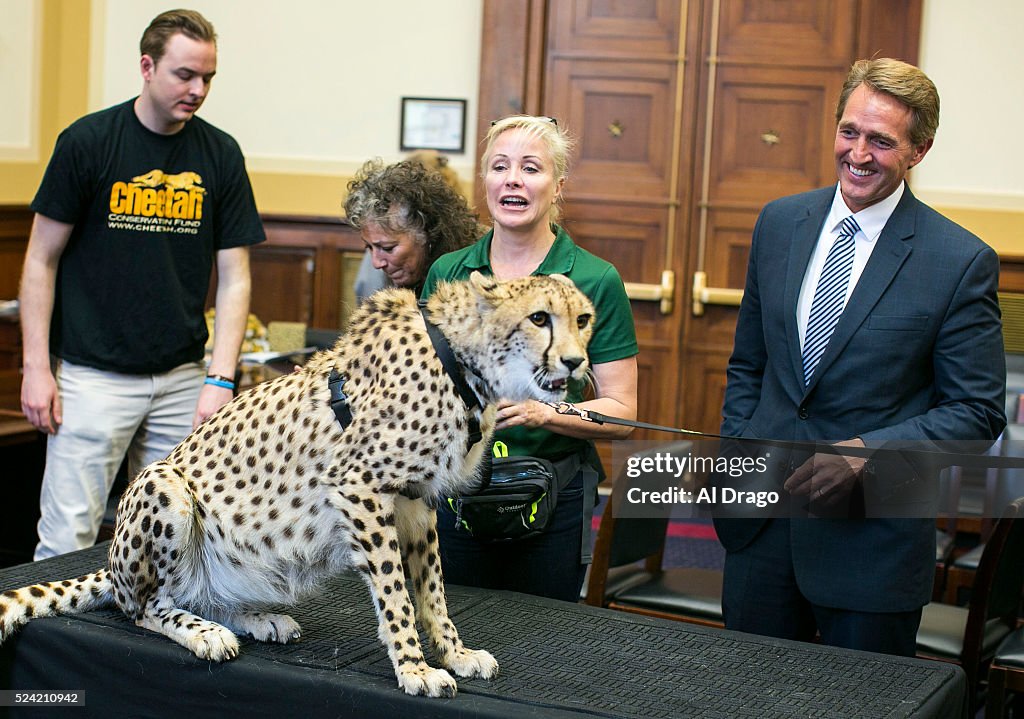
xmin=446 ymin=443 xmax=582 ymax=542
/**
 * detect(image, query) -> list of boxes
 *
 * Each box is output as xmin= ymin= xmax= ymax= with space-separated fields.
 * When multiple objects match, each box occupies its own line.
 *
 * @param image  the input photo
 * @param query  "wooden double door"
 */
xmin=476 ymin=0 xmax=921 ymax=439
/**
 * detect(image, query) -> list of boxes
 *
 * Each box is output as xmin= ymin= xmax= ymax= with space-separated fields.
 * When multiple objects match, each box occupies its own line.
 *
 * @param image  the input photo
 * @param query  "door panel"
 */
xmin=549 ymin=0 xmax=680 ymax=56
xmin=547 ymin=59 xmax=678 ymax=200
xmin=717 ymin=0 xmax=856 ymax=65
xmin=704 ymin=208 xmax=760 ymax=291
xmin=710 ymin=67 xmax=842 ymax=204
xmin=681 ymin=347 xmax=733 ymax=435
xmin=562 ymin=202 xmax=669 ymax=283
xmin=249 ymin=247 xmax=316 ymax=325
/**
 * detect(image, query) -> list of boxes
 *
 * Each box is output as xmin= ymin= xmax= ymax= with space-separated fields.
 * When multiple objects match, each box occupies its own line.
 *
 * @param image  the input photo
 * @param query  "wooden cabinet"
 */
xmin=0 ymin=206 xmax=33 ymax=410
xmin=247 ymin=215 xmax=364 ymax=331
xmin=476 ymin=0 xmax=922 ymax=436
xmin=205 ymin=215 xmax=364 ymax=333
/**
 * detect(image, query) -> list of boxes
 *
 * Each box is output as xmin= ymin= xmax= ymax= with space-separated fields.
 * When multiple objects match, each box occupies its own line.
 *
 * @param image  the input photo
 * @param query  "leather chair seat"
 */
xmin=951 ymin=543 xmax=983 ymax=571
xmin=603 ymin=565 xmax=656 ymax=598
xmin=610 ymin=567 xmax=723 ymax=621
xmin=916 ymin=602 xmax=1014 ymax=660
xmin=579 ymin=562 xmax=655 ymax=602
xmin=993 ymin=627 xmax=1024 ymax=668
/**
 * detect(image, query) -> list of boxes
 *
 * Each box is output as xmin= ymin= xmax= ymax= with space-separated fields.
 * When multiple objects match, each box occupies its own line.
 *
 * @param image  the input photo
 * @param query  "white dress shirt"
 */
xmin=797 ymin=182 xmax=906 ymax=348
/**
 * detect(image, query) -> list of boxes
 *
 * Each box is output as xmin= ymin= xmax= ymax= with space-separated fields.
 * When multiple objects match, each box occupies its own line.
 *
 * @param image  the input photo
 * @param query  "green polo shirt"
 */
xmin=422 ymin=224 xmax=638 ymax=459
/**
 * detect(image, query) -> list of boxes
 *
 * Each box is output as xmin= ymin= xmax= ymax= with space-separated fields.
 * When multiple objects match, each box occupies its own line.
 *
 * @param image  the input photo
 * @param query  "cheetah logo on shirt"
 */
xmin=130 ymin=169 xmax=207 ymax=194
xmin=109 ymin=168 xmax=205 ymax=222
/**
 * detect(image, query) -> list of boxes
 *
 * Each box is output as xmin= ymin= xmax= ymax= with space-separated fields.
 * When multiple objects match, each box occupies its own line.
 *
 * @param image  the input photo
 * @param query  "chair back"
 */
xmin=584 ymin=441 xmax=693 ymax=606
xmin=995 ymin=425 xmax=1024 ymax=523
xmin=962 ymin=496 xmax=1024 ymax=689
xmin=974 ymin=497 xmax=1024 ymax=623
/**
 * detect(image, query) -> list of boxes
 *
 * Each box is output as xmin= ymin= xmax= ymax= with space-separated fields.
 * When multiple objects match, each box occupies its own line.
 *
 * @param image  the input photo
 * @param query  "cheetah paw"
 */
xmin=236 ymin=612 xmax=302 ymax=644
xmin=444 ymin=647 xmax=499 ymax=680
xmin=396 ymin=664 xmax=458 ymax=698
xmin=259 ymin=613 xmax=302 ymax=644
xmin=187 ymin=627 xmax=241 ymax=662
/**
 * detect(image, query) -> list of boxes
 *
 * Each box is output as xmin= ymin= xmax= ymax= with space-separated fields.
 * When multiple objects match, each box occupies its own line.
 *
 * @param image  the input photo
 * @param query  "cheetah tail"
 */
xmin=0 ymin=569 xmax=112 ymax=642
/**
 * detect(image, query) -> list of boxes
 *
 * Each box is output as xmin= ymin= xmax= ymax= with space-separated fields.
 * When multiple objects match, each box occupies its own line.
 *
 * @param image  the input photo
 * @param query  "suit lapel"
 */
xmin=802 ymin=187 xmax=918 ymax=396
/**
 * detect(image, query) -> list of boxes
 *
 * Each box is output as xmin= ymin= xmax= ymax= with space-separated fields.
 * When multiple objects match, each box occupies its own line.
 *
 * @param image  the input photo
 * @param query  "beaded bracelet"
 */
xmin=205 ymin=374 xmax=236 ymax=390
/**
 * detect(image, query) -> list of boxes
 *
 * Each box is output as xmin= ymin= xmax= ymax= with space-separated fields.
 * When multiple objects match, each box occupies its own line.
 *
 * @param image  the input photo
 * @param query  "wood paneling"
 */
xmin=548 ymin=0 xmax=680 ymax=57
xmin=0 ymin=206 xmax=32 ymax=301
xmin=0 ymin=207 xmax=31 ymax=377
xmin=703 ymin=207 xmax=759 ymax=291
xmin=717 ymin=0 xmax=856 ymax=64
xmin=709 ymin=66 xmax=842 ymax=204
xmin=548 ymin=59 xmax=678 ymax=200
xmin=999 ymin=257 xmax=1024 ymax=293
xmin=0 ymin=207 xmax=364 ymax=375
xmin=680 ymin=0 xmax=921 ymax=433
xmin=211 ymin=215 xmax=363 ymax=332
xmin=561 ymin=201 xmax=668 ymax=282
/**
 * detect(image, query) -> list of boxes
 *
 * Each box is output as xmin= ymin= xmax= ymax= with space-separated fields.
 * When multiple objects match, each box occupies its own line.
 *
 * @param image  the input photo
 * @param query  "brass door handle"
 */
xmin=691 ymin=271 xmax=743 ymax=316
xmin=608 ymin=120 xmax=624 ymax=138
xmin=624 ymin=270 xmax=675 ymax=315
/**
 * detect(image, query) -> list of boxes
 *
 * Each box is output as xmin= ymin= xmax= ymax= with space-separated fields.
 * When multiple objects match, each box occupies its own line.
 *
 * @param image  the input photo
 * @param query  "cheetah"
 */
xmin=0 ymin=272 xmax=595 ymax=698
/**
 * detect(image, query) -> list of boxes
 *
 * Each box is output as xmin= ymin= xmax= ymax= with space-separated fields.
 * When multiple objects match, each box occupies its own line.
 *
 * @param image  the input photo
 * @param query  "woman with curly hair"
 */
xmin=345 ymin=156 xmax=479 ymax=298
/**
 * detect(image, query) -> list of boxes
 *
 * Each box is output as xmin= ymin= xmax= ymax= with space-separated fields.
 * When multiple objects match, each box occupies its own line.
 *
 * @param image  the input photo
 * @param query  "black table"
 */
xmin=0 ymin=544 xmax=965 ymax=718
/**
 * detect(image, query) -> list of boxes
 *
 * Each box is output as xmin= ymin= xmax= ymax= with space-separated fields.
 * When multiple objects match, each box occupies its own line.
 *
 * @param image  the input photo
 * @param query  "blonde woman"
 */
xmin=421 ymin=115 xmax=638 ymax=601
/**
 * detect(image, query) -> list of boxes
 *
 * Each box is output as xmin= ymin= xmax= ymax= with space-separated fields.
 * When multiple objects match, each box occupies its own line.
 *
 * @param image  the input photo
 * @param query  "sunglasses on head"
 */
xmin=491 ymin=116 xmax=557 ymax=126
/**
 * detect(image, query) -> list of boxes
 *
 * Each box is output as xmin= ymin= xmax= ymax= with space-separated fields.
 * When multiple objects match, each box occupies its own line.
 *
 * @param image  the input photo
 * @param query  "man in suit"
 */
xmin=716 ymin=58 xmax=1005 ymax=656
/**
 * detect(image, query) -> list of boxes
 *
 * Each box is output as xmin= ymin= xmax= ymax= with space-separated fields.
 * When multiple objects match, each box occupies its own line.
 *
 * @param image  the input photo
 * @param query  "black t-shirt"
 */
xmin=31 ymin=99 xmax=265 ymax=374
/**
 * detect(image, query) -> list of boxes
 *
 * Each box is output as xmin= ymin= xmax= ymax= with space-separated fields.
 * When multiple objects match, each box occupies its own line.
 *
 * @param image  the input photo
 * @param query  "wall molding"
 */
xmin=0 ymin=0 xmax=42 ymax=162
xmin=916 ymin=188 xmax=1024 ymax=212
xmin=246 ymin=155 xmax=475 ymax=183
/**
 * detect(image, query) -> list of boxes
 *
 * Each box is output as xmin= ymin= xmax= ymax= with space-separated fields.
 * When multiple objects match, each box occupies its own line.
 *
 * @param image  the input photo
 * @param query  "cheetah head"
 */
xmin=467 ymin=271 xmax=595 ymax=403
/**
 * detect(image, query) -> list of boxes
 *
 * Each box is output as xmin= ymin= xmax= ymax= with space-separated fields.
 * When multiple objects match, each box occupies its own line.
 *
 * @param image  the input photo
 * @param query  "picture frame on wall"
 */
xmin=399 ymin=97 xmax=467 ymax=154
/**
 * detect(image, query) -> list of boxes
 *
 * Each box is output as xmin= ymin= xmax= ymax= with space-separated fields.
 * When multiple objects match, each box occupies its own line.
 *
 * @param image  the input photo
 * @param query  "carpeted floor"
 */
xmin=590 ymin=494 xmax=726 ymax=570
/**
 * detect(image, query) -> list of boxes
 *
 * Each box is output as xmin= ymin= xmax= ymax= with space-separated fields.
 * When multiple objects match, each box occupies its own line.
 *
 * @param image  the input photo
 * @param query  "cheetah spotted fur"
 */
xmin=0 ymin=272 xmax=595 ymax=698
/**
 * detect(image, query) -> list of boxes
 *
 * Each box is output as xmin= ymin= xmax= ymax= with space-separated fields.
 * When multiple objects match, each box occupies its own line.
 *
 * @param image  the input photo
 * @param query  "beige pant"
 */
xmin=34 ymin=359 xmax=204 ymax=560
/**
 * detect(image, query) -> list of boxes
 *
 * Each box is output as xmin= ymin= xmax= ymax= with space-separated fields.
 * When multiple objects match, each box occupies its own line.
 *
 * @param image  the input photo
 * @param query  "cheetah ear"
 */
xmin=548 ymin=273 xmax=577 ymax=289
xmin=468 ymin=270 xmax=511 ymax=302
xmin=469 ymin=270 xmax=498 ymax=295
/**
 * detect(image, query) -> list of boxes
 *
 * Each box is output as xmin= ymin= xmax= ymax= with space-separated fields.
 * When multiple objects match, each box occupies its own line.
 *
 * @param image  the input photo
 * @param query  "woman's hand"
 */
xmin=495 ymin=399 xmax=556 ymax=430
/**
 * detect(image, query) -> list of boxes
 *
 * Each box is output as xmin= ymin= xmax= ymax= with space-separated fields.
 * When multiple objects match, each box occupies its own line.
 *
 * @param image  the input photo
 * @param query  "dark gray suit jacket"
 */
xmin=716 ymin=184 xmax=1006 ymax=612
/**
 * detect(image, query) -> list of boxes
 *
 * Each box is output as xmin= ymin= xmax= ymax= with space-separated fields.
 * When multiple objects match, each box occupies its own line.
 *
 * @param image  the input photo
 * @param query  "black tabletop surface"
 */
xmin=0 ymin=543 xmax=965 ymax=719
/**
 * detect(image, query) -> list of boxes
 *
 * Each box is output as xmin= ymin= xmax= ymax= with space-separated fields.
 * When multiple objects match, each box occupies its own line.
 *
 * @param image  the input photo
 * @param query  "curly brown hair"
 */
xmin=344 ymin=159 xmax=480 ymax=269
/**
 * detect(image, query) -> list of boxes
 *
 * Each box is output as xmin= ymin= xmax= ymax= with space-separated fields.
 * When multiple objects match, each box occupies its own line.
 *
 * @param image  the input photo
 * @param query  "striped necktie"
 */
xmin=802 ymin=215 xmax=860 ymax=385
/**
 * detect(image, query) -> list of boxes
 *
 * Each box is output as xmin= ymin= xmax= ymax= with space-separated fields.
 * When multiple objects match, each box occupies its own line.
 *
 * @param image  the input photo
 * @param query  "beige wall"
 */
xmin=2 ymin=0 xmax=1020 ymax=251
xmin=0 ymin=0 xmax=92 ymax=202
xmin=0 ymin=0 xmax=482 ymax=215
xmin=916 ymin=0 xmax=1024 ymax=255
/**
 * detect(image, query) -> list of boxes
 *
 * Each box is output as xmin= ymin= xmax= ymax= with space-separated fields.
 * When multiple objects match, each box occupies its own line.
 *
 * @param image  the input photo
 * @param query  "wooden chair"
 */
xmin=987 ymin=627 xmax=1024 ymax=719
xmin=943 ymin=428 xmax=1024 ymax=605
xmin=941 ymin=464 xmax=1000 ymax=605
xmin=916 ymin=496 xmax=1024 ymax=714
xmin=582 ymin=440 xmax=724 ymax=628
xmin=932 ymin=465 xmax=963 ymax=601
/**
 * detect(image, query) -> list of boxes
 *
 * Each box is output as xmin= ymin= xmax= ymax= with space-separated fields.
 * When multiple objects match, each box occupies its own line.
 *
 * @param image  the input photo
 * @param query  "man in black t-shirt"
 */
xmin=19 ymin=9 xmax=265 ymax=559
